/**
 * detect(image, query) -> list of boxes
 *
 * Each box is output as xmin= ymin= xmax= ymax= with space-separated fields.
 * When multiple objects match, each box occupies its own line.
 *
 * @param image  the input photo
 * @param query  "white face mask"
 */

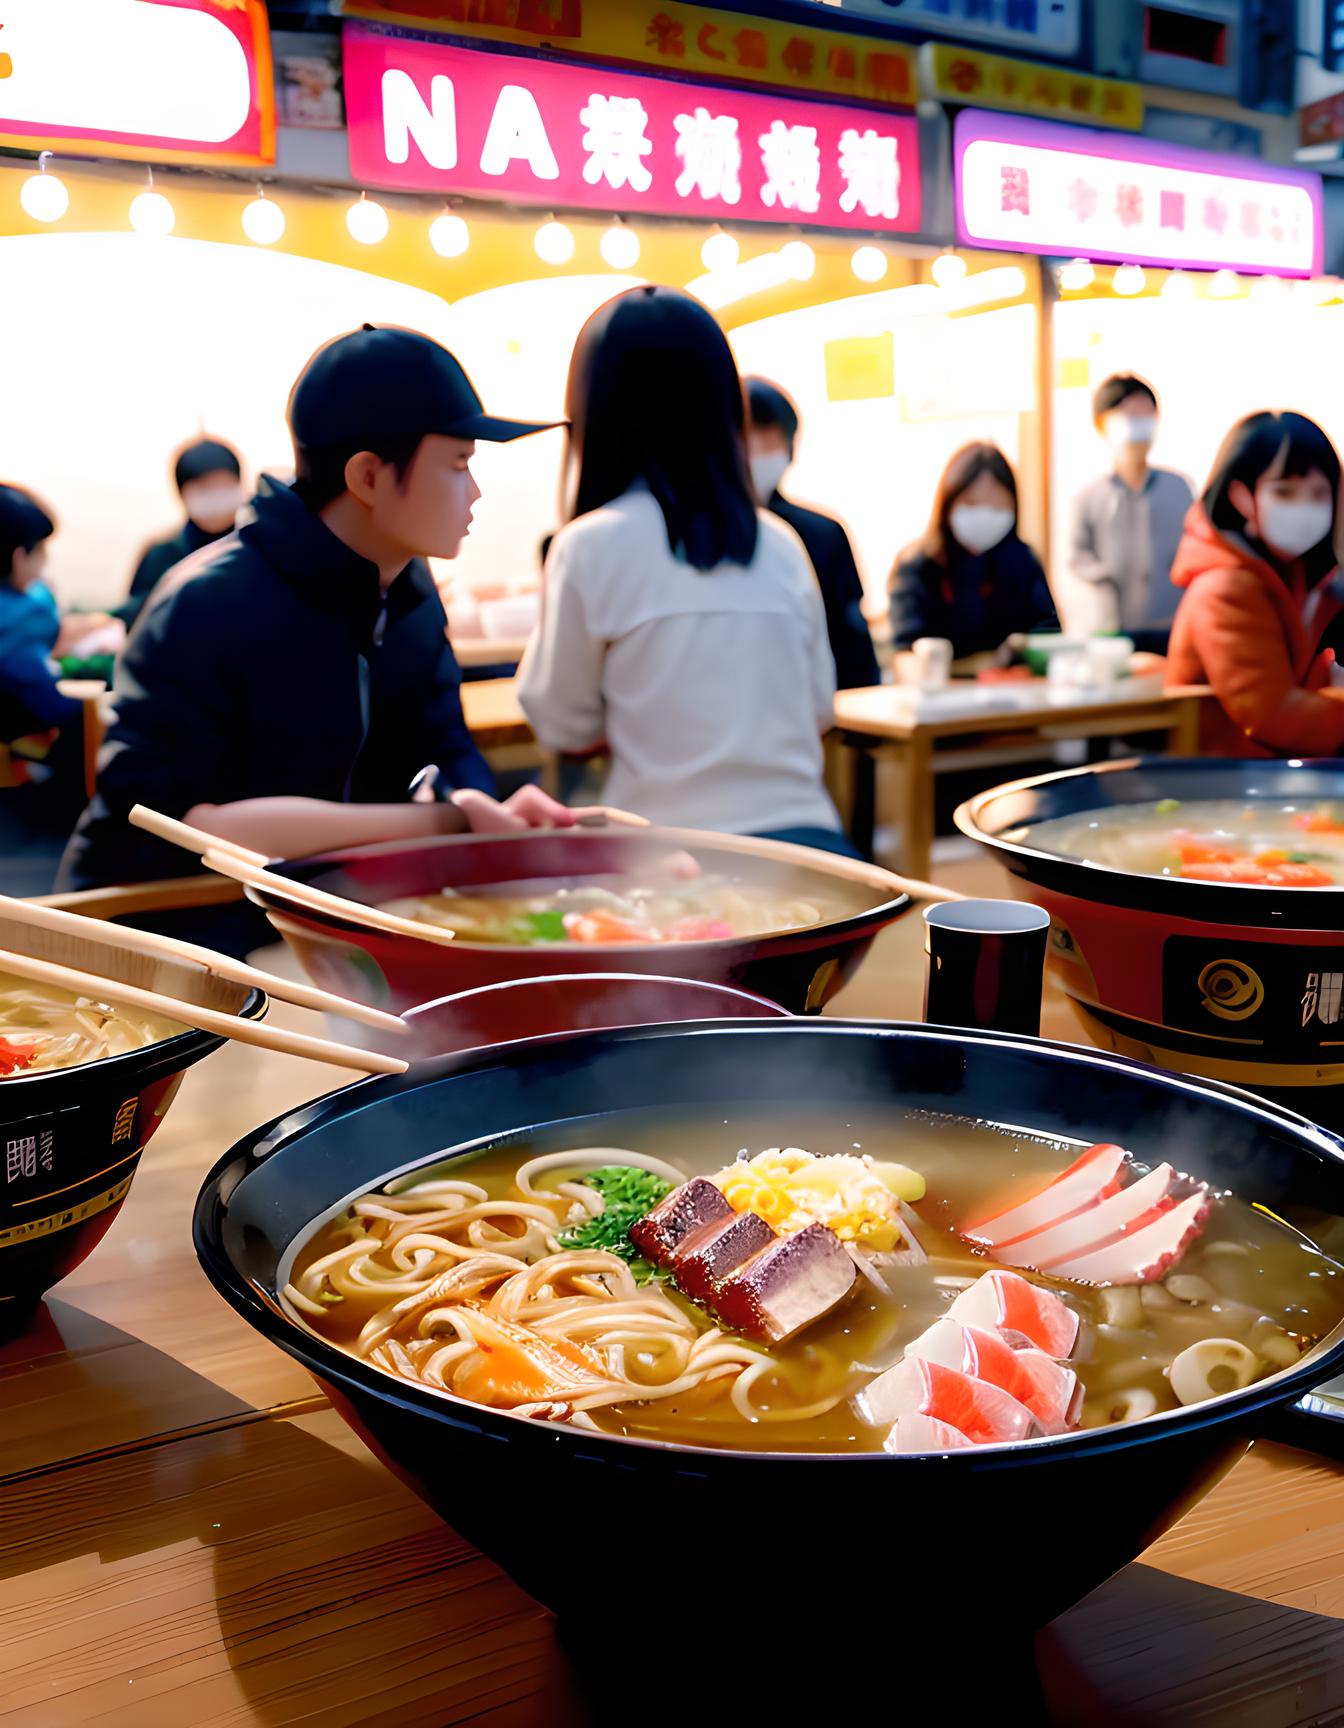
xmin=949 ymin=504 xmax=1015 ymax=555
xmin=749 ymin=451 xmax=790 ymax=502
xmin=1107 ymin=414 xmax=1157 ymax=450
xmin=1257 ymin=499 xmax=1334 ymax=559
xmin=181 ymin=480 xmax=244 ymax=534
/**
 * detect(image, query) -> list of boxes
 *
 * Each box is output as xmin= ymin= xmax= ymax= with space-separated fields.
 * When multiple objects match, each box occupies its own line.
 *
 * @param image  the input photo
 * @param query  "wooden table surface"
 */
xmin=4 ymin=853 xmax=1344 ymax=1727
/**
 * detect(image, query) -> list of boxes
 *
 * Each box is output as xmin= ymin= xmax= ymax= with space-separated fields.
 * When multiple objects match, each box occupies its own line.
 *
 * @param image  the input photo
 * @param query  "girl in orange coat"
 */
xmin=1166 ymin=410 xmax=1344 ymax=756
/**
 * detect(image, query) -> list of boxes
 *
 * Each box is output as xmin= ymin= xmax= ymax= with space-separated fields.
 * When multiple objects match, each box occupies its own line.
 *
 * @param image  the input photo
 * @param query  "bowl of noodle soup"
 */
xmin=195 ymin=1017 xmax=1344 ymax=1660
xmin=243 ymin=826 xmax=909 ymax=1016
xmin=0 ymin=915 xmax=264 ymax=1327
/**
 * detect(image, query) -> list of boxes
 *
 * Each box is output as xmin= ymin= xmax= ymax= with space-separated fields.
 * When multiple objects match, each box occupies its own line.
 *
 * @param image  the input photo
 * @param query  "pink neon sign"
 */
xmin=343 ymin=26 xmax=922 ymax=234
xmin=955 ymin=110 xmax=1323 ymax=277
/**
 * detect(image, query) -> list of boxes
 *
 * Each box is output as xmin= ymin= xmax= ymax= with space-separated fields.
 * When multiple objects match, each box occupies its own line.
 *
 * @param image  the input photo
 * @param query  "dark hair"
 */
xmin=292 ymin=435 xmax=425 ymax=511
xmin=565 ymin=286 xmax=757 ymax=571
xmin=0 ymin=484 xmax=56 ymax=585
xmin=921 ymin=443 xmax=1018 ymax=564
xmin=1092 ymin=373 xmax=1158 ymax=419
xmin=746 ymin=377 xmax=800 ymax=451
xmin=173 ymin=436 xmax=242 ymax=493
xmin=1203 ymin=410 xmax=1341 ymax=574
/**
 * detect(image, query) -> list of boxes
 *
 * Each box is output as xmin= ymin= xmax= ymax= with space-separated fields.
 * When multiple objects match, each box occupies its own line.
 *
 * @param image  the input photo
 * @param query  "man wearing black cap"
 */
xmin=59 ymin=325 xmax=566 ymax=896
xmin=117 ymin=436 xmax=247 ymax=629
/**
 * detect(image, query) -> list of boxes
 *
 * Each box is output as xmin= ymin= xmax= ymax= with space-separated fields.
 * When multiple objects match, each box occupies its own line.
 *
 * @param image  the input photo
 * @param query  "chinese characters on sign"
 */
xmin=344 ymin=29 xmax=922 ymax=232
xmin=923 ymin=42 xmax=1142 ymax=131
xmin=343 ymin=0 xmax=917 ymax=109
xmin=0 ymin=0 xmax=274 ymax=166
xmin=955 ymin=112 xmax=1323 ymax=276
xmin=798 ymin=0 xmax=1081 ymax=58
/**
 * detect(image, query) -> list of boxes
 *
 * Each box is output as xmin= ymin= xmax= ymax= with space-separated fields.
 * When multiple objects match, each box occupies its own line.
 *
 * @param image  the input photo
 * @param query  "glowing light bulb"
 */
xmin=1250 ymin=272 xmax=1287 ymax=303
xmin=242 ymin=193 xmax=285 ymax=245
xmin=849 ymin=244 xmax=888 ymax=284
xmin=1058 ymin=257 xmax=1094 ymax=292
xmin=130 ymin=189 xmax=175 ymax=237
xmin=1209 ymin=268 xmax=1241 ymax=298
xmin=534 ymin=218 xmax=575 ymax=265
xmin=700 ymin=229 xmax=739 ymax=272
xmin=346 ymin=194 xmax=388 ymax=245
xmin=20 ymin=168 xmax=68 ymax=223
xmin=931 ymin=251 xmax=967 ymax=288
xmin=780 ymin=239 xmax=815 ymax=281
xmin=1161 ymin=270 xmax=1195 ymax=300
xmin=599 ymin=222 xmax=640 ymax=269
xmin=1112 ymin=263 xmax=1146 ymax=296
xmin=429 ymin=212 xmax=470 ymax=258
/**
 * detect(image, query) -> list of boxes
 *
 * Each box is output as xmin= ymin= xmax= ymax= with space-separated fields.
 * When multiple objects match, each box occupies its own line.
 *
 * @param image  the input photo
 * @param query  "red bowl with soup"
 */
xmin=245 ymin=827 xmax=910 ymax=1018
xmin=956 ymin=757 xmax=1344 ymax=1126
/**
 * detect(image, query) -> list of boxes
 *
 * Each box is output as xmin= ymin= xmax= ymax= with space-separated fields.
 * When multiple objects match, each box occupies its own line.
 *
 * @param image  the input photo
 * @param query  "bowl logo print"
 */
xmin=1198 ymin=959 xmax=1265 ymax=1022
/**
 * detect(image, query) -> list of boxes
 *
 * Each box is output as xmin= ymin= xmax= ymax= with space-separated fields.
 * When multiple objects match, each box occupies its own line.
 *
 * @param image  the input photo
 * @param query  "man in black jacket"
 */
xmin=116 ymin=436 xmax=247 ymax=630
xmin=745 ymin=378 xmax=879 ymax=691
xmin=59 ymin=325 xmax=567 ymax=891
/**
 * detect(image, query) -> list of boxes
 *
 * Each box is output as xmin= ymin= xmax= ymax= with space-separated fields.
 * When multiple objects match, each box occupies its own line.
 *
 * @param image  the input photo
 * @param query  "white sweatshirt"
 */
xmin=517 ymin=488 xmax=840 ymax=834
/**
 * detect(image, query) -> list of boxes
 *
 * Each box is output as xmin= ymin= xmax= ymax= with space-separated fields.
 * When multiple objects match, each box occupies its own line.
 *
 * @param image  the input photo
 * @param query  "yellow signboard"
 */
xmin=344 ymin=1 xmax=918 ymax=108
xmin=922 ymin=41 xmax=1142 ymax=130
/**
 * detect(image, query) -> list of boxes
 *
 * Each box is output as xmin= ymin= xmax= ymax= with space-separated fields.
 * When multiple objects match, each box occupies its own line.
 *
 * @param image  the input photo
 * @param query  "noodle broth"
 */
xmin=286 ymin=1108 xmax=1344 ymax=1454
xmin=0 ymin=970 xmax=183 ymax=1077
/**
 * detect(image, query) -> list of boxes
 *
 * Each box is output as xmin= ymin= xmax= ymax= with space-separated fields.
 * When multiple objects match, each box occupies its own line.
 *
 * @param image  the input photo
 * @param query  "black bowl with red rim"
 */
xmin=245 ymin=826 xmax=910 ymax=1017
xmin=0 ymin=916 xmax=263 ymax=1330
xmin=956 ymin=757 xmax=1344 ymax=1126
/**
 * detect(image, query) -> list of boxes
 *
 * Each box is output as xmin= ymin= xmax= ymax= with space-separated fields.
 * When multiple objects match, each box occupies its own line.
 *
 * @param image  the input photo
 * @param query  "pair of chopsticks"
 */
xmin=0 ymin=892 xmax=410 ymax=1076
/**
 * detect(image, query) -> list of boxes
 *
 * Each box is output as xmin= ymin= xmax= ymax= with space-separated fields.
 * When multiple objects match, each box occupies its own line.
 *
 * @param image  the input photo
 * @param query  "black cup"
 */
xmin=923 ymin=899 xmax=1050 ymax=1036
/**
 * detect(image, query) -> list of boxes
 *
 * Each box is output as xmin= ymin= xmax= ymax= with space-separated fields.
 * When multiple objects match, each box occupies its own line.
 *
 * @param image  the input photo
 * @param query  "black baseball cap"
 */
xmin=288 ymin=324 xmax=561 ymax=449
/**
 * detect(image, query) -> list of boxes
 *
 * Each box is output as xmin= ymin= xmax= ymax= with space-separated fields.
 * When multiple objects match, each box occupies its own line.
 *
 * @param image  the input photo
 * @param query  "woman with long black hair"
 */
xmin=1166 ymin=410 xmax=1344 ymax=756
xmin=518 ymin=286 xmax=849 ymax=854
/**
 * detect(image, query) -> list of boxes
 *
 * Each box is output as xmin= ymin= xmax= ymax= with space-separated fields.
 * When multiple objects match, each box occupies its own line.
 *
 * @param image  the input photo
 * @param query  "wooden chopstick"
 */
xmin=129 ymin=805 xmax=270 ymax=868
xmin=0 ymin=895 xmax=408 ymax=1035
xmin=0 ymin=947 xmax=408 ymax=1076
xmin=200 ymin=850 xmax=459 ymax=947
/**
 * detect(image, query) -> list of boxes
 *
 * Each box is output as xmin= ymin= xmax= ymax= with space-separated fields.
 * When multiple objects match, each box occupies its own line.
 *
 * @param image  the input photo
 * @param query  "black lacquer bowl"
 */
xmin=194 ymin=1020 xmax=1344 ymax=1650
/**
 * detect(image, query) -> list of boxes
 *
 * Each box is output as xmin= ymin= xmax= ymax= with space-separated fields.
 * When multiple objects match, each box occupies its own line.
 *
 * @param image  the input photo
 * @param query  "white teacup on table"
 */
xmin=911 ymin=636 xmax=954 ymax=690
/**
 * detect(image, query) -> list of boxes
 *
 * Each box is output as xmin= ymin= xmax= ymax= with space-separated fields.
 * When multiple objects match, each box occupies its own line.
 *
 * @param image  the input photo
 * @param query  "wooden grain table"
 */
xmin=831 ymin=680 xmax=1210 ymax=878
xmin=4 ymin=855 xmax=1344 ymax=1727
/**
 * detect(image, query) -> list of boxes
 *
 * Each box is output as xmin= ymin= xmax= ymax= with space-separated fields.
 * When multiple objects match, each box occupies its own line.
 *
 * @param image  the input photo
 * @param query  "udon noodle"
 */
xmin=0 ymin=970 xmax=182 ymax=1076
xmin=286 ymin=1151 xmax=833 ymax=1429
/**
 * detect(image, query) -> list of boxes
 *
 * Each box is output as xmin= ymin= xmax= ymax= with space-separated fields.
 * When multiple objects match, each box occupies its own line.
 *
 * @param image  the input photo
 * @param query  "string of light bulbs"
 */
xmin=8 ymin=157 xmax=906 ymax=284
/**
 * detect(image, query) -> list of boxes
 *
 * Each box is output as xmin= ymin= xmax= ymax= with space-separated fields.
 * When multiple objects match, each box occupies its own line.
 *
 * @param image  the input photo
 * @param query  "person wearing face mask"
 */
xmin=116 ymin=437 xmax=248 ymax=630
xmin=1067 ymin=374 xmax=1195 ymax=644
xmin=888 ymin=443 xmax=1057 ymax=659
xmin=1166 ymin=410 xmax=1344 ymax=757
xmin=59 ymin=325 xmax=574 ymax=917
xmin=745 ymin=378 xmax=879 ymax=690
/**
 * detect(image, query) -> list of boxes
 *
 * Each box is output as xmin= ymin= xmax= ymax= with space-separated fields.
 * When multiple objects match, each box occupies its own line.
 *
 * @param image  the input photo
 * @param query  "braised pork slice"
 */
xmin=713 ymin=1222 xmax=858 ymax=1344
xmin=671 ymin=1209 xmax=776 ymax=1301
xmin=628 ymin=1178 xmax=733 ymax=1267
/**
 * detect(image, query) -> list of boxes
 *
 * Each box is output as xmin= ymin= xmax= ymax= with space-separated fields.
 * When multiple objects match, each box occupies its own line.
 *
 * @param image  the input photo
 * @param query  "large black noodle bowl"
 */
xmin=195 ymin=1020 xmax=1344 ymax=1690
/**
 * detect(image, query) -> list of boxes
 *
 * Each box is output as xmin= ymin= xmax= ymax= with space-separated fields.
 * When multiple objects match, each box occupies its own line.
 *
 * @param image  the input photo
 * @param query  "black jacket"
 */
xmin=59 ymin=476 xmax=493 ymax=888
xmin=116 ymin=520 xmax=228 ymax=628
xmin=767 ymin=493 xmax=879 ymax=690
xmin=889 ymin=535 xmax=1058 ymax=660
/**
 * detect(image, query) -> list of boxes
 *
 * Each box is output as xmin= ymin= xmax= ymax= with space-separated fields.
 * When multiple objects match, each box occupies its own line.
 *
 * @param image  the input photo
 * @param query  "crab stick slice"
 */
xmin=904 ymin=1318 xmax=1081 ymax=1434
xmin=992 ymin=1164 xmax=1176 ymax=1273
xmin=883 ymin=1412 xmax=973 ymax=1454
xmin=856 ymin=1354 xmax=1037 ymax=1444
xmin=963 ymin=1143 xmax=1128 ymax=1249
xmin=949 ymin=1270 xmax=1080 ymax=1360
xmin=1043 ymin=1188 xmax=1210 ymax=1286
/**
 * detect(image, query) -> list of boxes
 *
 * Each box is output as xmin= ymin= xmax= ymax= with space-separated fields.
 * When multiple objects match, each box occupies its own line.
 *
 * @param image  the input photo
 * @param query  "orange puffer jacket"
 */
xmin=1165 ymin=505 xmax=1344 ymax=757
